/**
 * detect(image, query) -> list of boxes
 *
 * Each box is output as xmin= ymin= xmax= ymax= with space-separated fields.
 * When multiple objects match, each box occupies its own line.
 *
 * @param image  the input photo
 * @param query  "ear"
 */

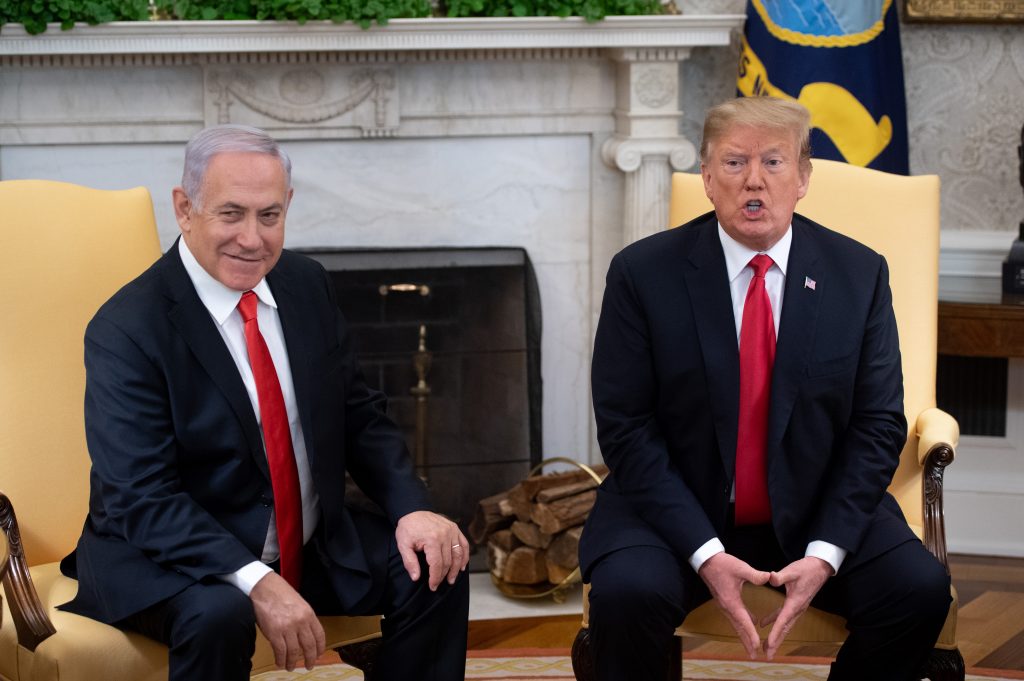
xmin=796 ymin=163 xmax=811 ymax=201
xmin=172 ymin=187 xmax=193 ymax=234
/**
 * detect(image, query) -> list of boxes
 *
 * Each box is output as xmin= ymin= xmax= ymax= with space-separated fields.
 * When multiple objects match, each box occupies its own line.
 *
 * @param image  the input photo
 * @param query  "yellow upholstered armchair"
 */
xmin=0 ymin=180 xmax=381 ymax=681
xmin=571 ymin=160 xmax=964 ymax=681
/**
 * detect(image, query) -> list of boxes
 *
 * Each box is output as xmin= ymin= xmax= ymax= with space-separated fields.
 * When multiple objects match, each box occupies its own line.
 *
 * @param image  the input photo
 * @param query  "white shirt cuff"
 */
xmin=805 ymin=540 xmax=847 ymax=575
xmin=217 ymin=561 xmax=274 ymax=596
xmin=688 ymin=537 xmax=725 ymax=572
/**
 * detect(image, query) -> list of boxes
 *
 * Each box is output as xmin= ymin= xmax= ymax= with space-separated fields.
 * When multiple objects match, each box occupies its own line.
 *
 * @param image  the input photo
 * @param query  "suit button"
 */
xmin=260 ymin=495 xmax=273 ymax=507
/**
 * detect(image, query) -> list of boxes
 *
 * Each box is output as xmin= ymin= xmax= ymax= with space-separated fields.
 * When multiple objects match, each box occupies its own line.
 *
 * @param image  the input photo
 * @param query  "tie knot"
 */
xmin=748 ymin=254 xmax=773 ymax=278
xmin=238 ymin=290 xmax=258 ymax=323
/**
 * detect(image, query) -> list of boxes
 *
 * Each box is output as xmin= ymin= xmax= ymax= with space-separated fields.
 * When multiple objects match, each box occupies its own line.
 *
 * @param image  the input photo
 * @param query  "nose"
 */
xmin=744 ymin=161 xmax=766 ymax=191
xmin=235 ymin=216 xmax=262 ymax=250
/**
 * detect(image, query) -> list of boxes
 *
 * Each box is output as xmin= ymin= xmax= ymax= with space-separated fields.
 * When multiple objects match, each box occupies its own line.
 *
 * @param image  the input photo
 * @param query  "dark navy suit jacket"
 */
xmin=580 ymin=211 xmax=913 ymax=579
xmin=60 ymin=241 xmax=430 ymax=624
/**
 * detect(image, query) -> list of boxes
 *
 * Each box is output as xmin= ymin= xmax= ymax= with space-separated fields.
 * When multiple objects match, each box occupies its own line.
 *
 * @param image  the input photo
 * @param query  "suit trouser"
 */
xmin=120 ymin=523 xmax=470 ymax=681
xmin=587 ymin=524 xmax=951 ymax=681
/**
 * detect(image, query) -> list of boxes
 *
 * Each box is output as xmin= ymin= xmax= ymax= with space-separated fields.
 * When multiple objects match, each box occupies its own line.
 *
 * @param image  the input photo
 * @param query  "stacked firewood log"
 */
xmin=468 ymin=464 xmax=607 ymax=586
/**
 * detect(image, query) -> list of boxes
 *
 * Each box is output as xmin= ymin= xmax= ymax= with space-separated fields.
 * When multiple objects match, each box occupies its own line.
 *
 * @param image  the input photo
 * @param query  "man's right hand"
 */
xmin=250 ymin=572 xmax=326 ymax=672
xmin=697 ymin=552 xmax=771 ymax=659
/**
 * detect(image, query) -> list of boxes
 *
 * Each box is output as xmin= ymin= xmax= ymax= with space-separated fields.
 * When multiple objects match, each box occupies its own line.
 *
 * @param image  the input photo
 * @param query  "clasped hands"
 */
xmin=251 ymin=510 xmax=468 ymax=672
xmin=697 ymin=552 xmax=833 ymax=660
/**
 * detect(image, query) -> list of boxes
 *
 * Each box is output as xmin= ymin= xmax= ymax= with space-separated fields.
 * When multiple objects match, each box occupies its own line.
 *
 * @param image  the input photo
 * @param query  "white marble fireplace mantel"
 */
xmin=0 ymin=15 xmax=742 ymax=53
xmin=0 ymin=14 xmax=744 ymax=464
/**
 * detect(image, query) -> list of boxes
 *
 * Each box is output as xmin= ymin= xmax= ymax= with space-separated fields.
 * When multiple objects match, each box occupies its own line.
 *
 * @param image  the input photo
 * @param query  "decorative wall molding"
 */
xmin=938 ymin=229 xmax=1011 ymax=299
xmin=601 ymin=135 xmax=696 ymax=173
xmin=904 ymin=0 xmax=1024 ymax=23
xmin=607 ymin=46 xmax=694 ymax=62
xmin=0 ymin=48 xmax=622 ymax=68
xmin=634 ymin=68 xmax=677 ymax=108
xmin=206 ymin=67 xmax=399 ymax=135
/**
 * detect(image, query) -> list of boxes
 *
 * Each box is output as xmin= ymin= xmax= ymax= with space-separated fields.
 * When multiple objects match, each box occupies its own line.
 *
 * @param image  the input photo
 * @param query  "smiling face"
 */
xmin=701 ymin=123 xmax=810 ymax=252
xmin=173 ymin=151 xmax=292 ymax=292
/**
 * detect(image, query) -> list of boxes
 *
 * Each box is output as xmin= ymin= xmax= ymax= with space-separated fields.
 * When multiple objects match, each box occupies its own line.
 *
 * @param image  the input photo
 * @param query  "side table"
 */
xmin=938 ymin=294 xmax=1024 ymax=359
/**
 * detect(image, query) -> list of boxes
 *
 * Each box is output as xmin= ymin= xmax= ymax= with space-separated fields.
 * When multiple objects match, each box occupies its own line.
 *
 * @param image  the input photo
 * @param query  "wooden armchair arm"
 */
xmin=0 ymin=530 xmax=7 ymax=628
xmin=916 ymin=407 xmax=959 ymax=467
xmin=0 ymin=492 xmax=57 ymax=651
xmin=913 ymin=408 xmax=959 ymax=573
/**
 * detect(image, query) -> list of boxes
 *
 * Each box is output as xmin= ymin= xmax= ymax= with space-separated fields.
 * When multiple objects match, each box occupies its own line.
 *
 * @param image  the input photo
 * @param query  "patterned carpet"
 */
xmin=252 ymin=652 xmax=1024 ymax=680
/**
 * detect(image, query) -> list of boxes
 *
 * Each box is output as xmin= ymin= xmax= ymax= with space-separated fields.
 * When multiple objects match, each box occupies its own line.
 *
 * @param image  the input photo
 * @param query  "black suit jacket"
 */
xmin=60 ymin=242 xmax=431 ymax=624
xmin=580 ymin=212 xmax=913 ymax=579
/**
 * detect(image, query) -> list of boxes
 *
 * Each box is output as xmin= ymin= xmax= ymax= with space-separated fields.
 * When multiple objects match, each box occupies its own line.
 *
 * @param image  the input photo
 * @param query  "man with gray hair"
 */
xmin=59 ymin=124 xmax=470 ymax=680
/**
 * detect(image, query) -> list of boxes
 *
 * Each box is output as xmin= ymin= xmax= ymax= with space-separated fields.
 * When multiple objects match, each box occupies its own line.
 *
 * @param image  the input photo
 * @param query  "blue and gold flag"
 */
xmin=738 ymin=0 xmax=909 ymax=174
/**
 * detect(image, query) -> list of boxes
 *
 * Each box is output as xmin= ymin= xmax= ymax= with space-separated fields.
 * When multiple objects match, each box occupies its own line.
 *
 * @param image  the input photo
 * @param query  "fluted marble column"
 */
xmin=601 ymin=47 xmax=698 ymax=246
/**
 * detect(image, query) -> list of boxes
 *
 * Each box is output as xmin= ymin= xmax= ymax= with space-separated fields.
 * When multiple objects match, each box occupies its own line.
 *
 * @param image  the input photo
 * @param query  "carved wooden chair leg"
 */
xmin=570 ymin=626 xmax=684 ymax=681
xmin=571 ymin=627 xmax=596 ymax=681
xmin=920 ymin=647 xmax=966 ymax=681
xmin=337 ymin=637 xmax=382 ymax=680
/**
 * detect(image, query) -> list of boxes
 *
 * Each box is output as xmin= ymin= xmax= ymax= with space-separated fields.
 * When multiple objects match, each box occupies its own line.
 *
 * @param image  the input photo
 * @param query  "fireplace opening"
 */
xmin=302 ymin=247 xmax=542 ymax=571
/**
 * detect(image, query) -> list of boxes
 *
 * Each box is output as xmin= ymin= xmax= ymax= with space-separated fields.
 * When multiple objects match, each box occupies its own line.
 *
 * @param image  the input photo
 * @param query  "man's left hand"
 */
xmin=761 ymin=557 xmax=833 ymax=659
xmin=396 ymin=510 xmax=469 ymax=591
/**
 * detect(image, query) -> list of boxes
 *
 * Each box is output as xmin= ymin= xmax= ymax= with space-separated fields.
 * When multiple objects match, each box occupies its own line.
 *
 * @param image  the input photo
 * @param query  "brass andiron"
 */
xmin=410 ymin=324 xmax=432 ymax=484
xmin=377 ymin=281 xmax=433 ymax=484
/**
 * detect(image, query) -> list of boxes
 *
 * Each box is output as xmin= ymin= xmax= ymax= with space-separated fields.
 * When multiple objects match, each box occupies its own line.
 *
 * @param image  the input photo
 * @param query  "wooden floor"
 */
xmin=467 ymin=553 xmax=1024 ymax=672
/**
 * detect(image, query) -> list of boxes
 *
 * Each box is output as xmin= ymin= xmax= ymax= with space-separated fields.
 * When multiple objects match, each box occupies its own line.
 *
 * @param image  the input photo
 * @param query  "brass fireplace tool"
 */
xmin=378 ymin=283 xmax=432 ymax=484
xmin=410 ymin=325 xmax=432 ymax=484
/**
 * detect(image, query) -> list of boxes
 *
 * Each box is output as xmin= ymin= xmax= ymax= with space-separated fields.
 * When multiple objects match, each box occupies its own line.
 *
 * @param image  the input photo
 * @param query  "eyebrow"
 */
xmin=720 ymin=145 xmax=787 ymax=156
xmin=213 ymin=201 xmax=284 ymax=212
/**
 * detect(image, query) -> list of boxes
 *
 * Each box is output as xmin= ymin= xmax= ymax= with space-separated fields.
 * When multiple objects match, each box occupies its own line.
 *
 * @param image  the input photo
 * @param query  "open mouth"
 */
xmin=744 ymin=200 xmax=763 ymax=217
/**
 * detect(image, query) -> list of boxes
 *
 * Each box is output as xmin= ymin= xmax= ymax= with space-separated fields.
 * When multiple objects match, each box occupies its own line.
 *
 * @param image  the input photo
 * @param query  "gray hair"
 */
xmin=181 ymin=124 xmax=292 ymax=209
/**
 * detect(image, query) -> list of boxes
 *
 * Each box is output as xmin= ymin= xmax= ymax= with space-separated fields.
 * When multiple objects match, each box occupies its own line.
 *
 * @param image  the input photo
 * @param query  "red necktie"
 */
xmin=735 ymin=254 xmax=775 ymax=526
xmin=238 ymin=291 xmax=303 ymax=588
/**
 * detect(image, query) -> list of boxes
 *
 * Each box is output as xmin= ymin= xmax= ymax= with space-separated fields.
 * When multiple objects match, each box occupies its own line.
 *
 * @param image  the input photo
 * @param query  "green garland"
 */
xmin=155 ymin=0 xmax=432 ymax=23
xmin=2 ymin=0 xmax=665 ymax=34
xmin=2 ymin=0 xmax=149 ymax=34
xmin=444 ymin=0 xmax=662 ymax=21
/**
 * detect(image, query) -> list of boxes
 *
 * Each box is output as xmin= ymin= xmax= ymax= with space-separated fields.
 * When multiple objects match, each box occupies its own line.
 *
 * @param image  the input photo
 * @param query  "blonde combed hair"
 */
xmin=700 ymin=97 xmax=812 ymax=173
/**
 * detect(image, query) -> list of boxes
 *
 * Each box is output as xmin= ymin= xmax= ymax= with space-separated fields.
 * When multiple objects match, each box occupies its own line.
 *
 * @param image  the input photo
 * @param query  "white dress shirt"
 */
xmin=178 ymin=239 xmax=321 ymax=595
xmin=686 ymin=224 xmax=846 ymax=576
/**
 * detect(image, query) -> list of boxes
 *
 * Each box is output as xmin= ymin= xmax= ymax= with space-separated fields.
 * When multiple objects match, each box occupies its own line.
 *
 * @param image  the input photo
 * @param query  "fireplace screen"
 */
xmin=302 ymin=247 xmax=542 ymax=571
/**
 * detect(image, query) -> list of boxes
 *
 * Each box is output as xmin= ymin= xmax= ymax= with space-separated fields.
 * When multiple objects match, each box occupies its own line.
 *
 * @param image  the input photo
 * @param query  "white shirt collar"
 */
xmin=177 ymin=237 xmax=277 ymax=326
xmin=717 ymin=222 xmax=792 ymax=283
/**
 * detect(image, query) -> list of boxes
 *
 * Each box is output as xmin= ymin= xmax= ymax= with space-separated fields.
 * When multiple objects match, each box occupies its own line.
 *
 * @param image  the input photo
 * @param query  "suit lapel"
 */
xmin=769 ymin=216 xmax=823 ymax=448
xmin=161 ymin=241 xmax=269 ymax=479
xmin=266 ymin=262 xmax=317 ymax=471
xmin=682 ymin=218 xmax=741 ymax=480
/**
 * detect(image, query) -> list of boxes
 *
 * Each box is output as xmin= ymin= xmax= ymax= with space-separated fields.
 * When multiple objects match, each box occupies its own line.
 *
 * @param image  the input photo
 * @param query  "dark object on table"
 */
xmin=1004 ymin=126 xmax=1024 ymax=295
xmin=1003 ymin=222 xmax=1024 ymax=295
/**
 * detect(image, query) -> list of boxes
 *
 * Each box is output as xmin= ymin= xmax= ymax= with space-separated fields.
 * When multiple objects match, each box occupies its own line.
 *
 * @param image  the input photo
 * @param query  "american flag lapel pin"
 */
xmin=804 ymin=276 xmax=816 ymax=291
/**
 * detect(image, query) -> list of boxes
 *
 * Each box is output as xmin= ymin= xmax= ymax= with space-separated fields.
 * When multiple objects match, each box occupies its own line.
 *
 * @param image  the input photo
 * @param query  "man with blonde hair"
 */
xmin=580 ymin=97 xmax=950 ymax=680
